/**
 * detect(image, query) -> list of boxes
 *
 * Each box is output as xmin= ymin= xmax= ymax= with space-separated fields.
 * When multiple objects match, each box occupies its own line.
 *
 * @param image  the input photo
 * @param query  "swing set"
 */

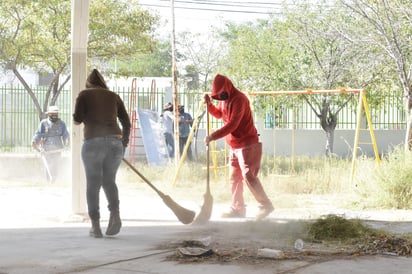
xmin=247 ymin=88 xmax=381 ymax=182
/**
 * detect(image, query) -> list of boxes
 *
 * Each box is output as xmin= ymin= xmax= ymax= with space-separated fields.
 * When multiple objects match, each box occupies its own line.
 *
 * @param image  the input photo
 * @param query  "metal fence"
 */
xmin=0 ymin=83 xmax=205 ymax=153
xmin=261 ymin=93 xmax=406 ymax=130
xmin=0 ymin=84 xmax=407 ymax=153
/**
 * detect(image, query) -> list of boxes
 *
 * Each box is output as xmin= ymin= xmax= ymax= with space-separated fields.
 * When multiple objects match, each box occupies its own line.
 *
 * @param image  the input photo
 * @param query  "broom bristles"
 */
xmin=162 ymin=195 xmax=196 ymax=224
xmin=191 ymin=193 xmax=213 ymax=225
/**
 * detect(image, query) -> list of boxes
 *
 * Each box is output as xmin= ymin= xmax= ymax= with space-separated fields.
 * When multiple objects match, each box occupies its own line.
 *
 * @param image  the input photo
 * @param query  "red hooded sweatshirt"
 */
xmin=208 ymin=74 xmax=259 ymax=149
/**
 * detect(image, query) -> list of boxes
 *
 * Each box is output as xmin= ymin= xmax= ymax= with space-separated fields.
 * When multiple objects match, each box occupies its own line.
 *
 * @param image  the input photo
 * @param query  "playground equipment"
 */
xmin=128 ymin=78 xmax=159 ymax=163
xmin=247 ymin=88 xmax=380 ymax=182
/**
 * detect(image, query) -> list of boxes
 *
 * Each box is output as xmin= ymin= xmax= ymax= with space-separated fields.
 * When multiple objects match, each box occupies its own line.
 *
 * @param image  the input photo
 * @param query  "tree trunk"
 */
xmin=320 ymin=98 xmax=337 ymax=156
xmin=325 ymin=128 xmax=335 ymax=156
xmin=405 ymin=95 xmax=412 ymax=151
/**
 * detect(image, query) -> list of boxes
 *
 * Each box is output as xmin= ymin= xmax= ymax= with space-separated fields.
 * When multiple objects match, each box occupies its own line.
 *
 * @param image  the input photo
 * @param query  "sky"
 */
xmin=138 ymin=0 xmax=282 ymax=34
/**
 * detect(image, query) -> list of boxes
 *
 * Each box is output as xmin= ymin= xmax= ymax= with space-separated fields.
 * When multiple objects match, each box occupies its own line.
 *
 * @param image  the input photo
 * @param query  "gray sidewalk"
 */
xmin=2 ymin=220 xmax=412 ymax=274
xmin=1 ymin=186 xmax=412 ymax=274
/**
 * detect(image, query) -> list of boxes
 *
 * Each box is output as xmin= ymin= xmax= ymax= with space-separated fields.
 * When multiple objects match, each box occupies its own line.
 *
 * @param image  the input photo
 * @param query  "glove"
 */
xmin=32 ymin=142 xmax=40 ymax=152
xmin=204 ymin=94 xmax=211 ymax=106
xmin=204 ymin=135 xmax=212 ymax=145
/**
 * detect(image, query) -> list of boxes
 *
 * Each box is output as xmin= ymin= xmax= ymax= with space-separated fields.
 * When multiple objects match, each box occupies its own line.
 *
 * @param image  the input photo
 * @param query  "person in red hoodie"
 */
xmin=204 ymin=74 xmax=274 ymax=220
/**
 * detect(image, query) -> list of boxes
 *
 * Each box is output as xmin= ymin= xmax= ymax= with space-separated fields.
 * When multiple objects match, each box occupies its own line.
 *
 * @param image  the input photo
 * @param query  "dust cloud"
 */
xmin=0 ymin=152 xmax=71 ymax=184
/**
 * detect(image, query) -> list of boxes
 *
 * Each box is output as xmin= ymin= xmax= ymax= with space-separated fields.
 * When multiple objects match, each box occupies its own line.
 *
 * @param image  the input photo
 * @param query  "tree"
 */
xmin=177 ymin=30 xmax=226 ymax=92
xmin=0 ymin=0 xmax=72 ymax=120
xmin=219 ymin=19 xmax=302 ymax=91
xmin=285 ymin=1 xmax=361 ymax=155
xmin=113 ymin=39 xmax=173 ymax=77
xmin=217 ymin=1 xmax=396 ymax=155
xmin=218 ymin=13 xmax=355 ymax=155
xmin=340 ymin=0 xmax=412 ymax=150
xmin=0 ymin=0 xmax=159 ymax=120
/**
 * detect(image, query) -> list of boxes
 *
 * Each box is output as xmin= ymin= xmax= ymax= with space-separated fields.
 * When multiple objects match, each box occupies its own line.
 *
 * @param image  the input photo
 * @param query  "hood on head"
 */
xmin=86 ymin=69 xmax=108 ymax=89
xmin=211 ymin=74 xmax=233 ymax=100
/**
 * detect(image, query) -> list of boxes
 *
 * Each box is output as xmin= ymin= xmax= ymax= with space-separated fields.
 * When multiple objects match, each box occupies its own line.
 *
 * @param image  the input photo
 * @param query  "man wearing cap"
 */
xmin=32 ymin=106 xmax=70 ymax=181
xmin=162 ymin=102 xmax=175 ymax=158
xmin=204 ymin=74 xmax=274 ymax=220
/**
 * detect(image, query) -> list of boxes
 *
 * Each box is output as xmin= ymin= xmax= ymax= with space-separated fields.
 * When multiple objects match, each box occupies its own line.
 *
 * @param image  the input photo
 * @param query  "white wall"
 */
xmin=194 ymin=126 xmax=405 ymax=158
xmin=257 ymin=127 xmax=404 ymax=158
xmin=0 ymin=69 xmax=38 ymax=86
xmin=106 ymin=77 xmax=172 ymax=90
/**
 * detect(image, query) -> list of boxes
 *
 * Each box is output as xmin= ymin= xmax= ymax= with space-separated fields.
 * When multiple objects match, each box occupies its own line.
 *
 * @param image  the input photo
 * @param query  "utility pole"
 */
xmin=170 ymin=0 xmax=180 ymax=165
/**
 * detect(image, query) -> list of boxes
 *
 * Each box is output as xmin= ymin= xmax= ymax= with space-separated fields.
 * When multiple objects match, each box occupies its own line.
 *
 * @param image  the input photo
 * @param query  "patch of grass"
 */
xmin=8 ymin=148 xmax=412 ymax=212
xmin=262 ymin=155 xmax=351 ymax=195
xmin=307 ymin=214 xmax=386 ymax=242
xmin=374 ymin=148 xmax=412 ymax=209
xmin=352 ymin=147 xmax=412 ymax=209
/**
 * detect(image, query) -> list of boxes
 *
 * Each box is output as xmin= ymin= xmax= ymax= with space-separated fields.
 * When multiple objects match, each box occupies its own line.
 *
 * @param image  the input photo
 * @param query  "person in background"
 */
xmin=32 ymin=105 xmax=70 ymax=182
xmin=178 ymin=105 xmax=193 ymax=161
xmin=73 ymin=69 xmax=131 ymax=238
xmin=162 ymin=102 xmax=175 ymax=158
xmin=204 ymin=74 xmax=274 ymax=220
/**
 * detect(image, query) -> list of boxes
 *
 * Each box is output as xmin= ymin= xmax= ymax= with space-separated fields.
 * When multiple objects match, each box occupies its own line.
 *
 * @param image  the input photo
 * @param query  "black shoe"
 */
xmin=89 ymin=220 xmax=103 ymax=238
xmin=106 ymin=210 xmax=122 ymax=236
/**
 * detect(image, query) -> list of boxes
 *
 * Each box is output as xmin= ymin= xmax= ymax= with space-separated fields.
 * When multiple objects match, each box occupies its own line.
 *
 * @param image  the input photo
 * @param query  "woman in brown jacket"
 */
xmin=73 ymin=69 xmax=131 ymax=238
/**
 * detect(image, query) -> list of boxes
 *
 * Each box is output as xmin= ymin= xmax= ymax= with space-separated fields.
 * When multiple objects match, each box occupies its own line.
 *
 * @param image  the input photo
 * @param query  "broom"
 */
xmin=122 ymin=158 xmax=195 ymax=224
xmin=192 ymin=103 xmax=213 ymax=225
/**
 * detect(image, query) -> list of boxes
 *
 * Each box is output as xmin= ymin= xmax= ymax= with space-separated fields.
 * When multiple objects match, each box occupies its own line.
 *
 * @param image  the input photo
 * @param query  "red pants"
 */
xmin=229 ymin=142 xmax=272 ymax=213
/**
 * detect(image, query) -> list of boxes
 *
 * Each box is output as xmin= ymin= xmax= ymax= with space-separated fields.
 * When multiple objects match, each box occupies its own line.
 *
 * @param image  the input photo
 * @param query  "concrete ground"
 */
xmin=1 ymin=185 xmax=412 ymax=274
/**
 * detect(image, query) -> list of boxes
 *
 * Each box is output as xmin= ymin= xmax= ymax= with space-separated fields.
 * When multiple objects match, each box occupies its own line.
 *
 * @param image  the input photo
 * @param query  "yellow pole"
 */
xmin=172 ymin=103 xmax=204 ymax=186
xmin=351 ymin=92 xmax=363 ymax=183
xmin=361 ymin=90 xmax=381 ymax=164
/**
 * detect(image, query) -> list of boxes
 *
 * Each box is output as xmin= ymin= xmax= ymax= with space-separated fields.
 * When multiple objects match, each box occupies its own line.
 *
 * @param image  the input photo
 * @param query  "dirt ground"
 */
xmin=156 ymin=215 xmax=412 ymax=269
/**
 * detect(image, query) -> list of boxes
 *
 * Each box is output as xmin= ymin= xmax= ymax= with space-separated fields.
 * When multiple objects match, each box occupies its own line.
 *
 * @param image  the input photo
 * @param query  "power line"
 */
xmin=144 ymin=6 xmax=274 ymax=15
xmin=140 ymin=3 xmax=278 ymax=15
xmin=140 ymin=0 xmax=282 ymax=15
xmin=144 ymin=0 xmax=332 ymax=10
xmin=159 ymin=0 xmax=281 ymax=8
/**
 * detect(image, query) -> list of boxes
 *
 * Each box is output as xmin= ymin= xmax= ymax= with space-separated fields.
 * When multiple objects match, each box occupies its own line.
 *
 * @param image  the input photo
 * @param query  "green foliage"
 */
xmin=113 ymin=39 xmax=172 ymax=77
xmin=213 ymin=0 xmax=408 ymax=118
xmin=88 ymin=0 xmax=160 ymax=75
xmin=373 ymin=148 xmax=412 ymax=209
xmin=0 ymin=0 xmax=161 ymax=117
xmin=0 ymin=0 xmax=71 ymax=72
xmin=220 ymin=20 xmax=303 ymax=92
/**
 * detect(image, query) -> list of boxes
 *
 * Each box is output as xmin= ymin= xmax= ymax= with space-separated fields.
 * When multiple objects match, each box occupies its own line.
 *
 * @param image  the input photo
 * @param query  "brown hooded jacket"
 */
xmin=73 ymin=69 xmax=131 ymax=147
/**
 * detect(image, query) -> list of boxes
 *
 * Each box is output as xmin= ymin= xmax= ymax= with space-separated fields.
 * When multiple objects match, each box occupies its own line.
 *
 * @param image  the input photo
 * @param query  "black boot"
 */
xmin=89 ymin=219 xmax=103 ymax=238
xmin=106 ymin=210 xmax=121 ymax=236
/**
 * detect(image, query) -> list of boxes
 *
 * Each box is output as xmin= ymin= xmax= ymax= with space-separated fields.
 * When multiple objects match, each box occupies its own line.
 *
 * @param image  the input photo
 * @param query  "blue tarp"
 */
xmin=137 ymin=109 xmax=169 ymax=166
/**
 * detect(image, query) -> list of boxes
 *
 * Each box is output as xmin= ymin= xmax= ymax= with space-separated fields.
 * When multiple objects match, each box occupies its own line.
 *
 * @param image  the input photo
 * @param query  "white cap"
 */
xmin=47 ymin=106 xmax=59 ymax=113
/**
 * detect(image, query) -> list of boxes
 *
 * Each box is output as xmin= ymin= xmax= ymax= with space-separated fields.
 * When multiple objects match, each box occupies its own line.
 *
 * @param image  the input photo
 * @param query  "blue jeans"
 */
xmin=164 ymin=132 xmax=174 ymax=158
xmin=81 ymin=136 xmax=123 ymax=220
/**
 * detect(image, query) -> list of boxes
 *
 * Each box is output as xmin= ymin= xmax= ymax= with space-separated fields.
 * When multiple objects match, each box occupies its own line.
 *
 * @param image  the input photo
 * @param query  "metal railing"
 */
xmin=0 ymin=84 xmax=407 ymax=153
